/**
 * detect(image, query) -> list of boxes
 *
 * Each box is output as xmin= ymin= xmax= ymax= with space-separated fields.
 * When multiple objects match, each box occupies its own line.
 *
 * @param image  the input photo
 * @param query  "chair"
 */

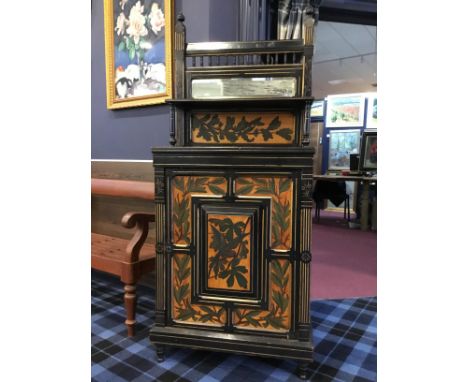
xmin=312 ymin=180 xmax=350 ymax=222
xmin=91 ymin=212 xmax=155 ymax=336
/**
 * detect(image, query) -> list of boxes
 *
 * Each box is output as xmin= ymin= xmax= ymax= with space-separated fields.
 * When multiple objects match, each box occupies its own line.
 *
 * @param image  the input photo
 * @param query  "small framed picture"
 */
xmin=325 ymin=94 xmax=365 ymax=128
xmin=366 ymin=94 xmax=377 ymax=129
xmin=310 ymin=100 xmax=325 ymax=119
xmin=328 ymin=129 xmax=361 ymax=170
xmin=359 ymin=130 xmax=377 ymax=171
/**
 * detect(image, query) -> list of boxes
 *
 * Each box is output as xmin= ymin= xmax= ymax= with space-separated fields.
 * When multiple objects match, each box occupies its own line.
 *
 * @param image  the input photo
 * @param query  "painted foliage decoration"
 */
xmin=233 ymin=259 xmax=291 ymax=332
xmin=235 ymin=177 xmax=293 ymax=251
xmin=207 ymin=214 xmax=251 ymax=291
xmin=172 ymin=176 xmax=227 ymax=246
xmin=172 ymin=253 xmax=226 ymax=326
xmin=191 ymin=112 xmax=295 ymax=144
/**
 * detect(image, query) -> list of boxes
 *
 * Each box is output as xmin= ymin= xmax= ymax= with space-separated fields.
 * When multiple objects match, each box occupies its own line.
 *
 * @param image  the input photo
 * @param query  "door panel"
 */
xmin=171 ymin=176 xmax=228 ymax=247
xmin=206 ymin=213 xmax=252 ymax=291
xmin=232 ymin=258 xmax=292 ymax=332
xmin=235 ymin=176 xmax=294 ymax=251
xmin=172 ymin=252 xmax=227 ymax=327
xmin=169 ymin=173 xmax=296 ymax=334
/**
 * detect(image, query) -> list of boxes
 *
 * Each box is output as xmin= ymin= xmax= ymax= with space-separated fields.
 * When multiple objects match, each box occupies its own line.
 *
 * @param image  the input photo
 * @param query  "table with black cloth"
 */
xmin=312 ymin=175 xmax=377 ymax=231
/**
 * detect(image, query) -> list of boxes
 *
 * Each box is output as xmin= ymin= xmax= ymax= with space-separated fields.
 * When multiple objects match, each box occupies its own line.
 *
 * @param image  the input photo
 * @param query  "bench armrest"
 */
xmin=121 ymin=212 xmax=155 ymax=263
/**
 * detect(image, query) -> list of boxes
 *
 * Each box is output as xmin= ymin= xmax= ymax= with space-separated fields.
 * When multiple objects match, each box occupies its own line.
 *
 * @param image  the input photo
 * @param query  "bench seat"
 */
xmin=91 ymin=233 xmax=155 ymax=276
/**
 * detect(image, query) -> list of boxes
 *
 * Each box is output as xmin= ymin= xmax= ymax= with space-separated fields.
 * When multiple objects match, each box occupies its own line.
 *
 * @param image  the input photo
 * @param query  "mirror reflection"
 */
xmin=191 ymin=77 xmax=297 ymax=99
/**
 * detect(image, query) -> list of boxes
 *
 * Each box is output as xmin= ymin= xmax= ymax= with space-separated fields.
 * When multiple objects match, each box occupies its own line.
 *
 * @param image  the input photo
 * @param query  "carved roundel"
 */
xmin=156 ymin=242 xmax=164 ymax=253
xmin=301 ymin=251 xmax=311 ymax=263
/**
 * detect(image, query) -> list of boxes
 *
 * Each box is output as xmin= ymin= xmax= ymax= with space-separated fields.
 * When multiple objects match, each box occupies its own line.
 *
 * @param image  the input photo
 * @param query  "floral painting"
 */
xmin=360 ymin=131 xmax=377 ymax=171
xmin=328 ymin=129 xmax=361 ymax=170
xmin=325 ymin=94 xmax=365 ymax=128
xmin=104 ymin=0 xmax=173 ymax=109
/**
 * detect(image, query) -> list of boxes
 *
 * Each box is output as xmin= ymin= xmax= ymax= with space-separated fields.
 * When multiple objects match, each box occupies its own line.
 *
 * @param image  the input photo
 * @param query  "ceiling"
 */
xmin=312 ymin=21 xmax=377 ymax=99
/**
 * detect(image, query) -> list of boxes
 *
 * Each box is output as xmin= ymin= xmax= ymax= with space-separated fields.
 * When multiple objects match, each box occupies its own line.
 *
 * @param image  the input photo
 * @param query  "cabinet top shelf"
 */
xmin=166 ymin=97 xmax=315 ymax=106
xmin=186 ymin=39 xmax=307 ymax=56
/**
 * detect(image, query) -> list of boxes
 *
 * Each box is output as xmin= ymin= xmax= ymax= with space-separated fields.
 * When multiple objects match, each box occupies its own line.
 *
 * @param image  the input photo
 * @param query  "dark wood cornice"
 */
xmin=318 ymin=6 xmax=377 ymax=26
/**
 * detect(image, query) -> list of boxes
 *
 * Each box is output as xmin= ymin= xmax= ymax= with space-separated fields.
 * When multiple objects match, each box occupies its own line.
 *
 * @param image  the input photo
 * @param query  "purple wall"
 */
xmin=91 ymin=0 xmax=239 ymax=160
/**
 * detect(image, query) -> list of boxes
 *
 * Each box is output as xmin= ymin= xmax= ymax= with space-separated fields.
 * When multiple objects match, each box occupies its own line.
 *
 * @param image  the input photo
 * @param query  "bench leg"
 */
xmin=124 ymin=284 xmax=136 ymax=336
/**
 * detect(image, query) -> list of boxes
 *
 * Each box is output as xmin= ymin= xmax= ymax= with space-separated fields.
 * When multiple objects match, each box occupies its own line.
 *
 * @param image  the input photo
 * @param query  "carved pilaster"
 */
xmin=154 ymin=170 xmax=167 ymax=325
xmin=174 ymin=13 xmax=186 ymax=100
xmin=173 ymin=13 xmax=186 ymax=146
xmin=302 ymin=7 xmax=315 ymax=98
xmin=301 ymin=8 xmax=315 ymax=148
xmin=170 ymin=104 xmax=176 ymax=146
xmin=297 ymin=207 xmax=312 ymax=340
xmin=297 ymin=173 xmax=314 ymax=341
xmin=302 ymin=100 xmax=312 ymax=146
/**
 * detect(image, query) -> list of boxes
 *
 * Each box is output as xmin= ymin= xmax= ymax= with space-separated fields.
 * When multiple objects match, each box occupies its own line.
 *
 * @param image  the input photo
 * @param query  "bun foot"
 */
xmin=297 ymin=361 xmax=312 ymax=380
xmin=156 ymin=346 xmax=165 ymax=362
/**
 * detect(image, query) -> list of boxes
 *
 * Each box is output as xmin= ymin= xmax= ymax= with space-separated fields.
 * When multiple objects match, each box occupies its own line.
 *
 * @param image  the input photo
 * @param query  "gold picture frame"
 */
xmin=104 ymin=0 xmax=173 ymax=109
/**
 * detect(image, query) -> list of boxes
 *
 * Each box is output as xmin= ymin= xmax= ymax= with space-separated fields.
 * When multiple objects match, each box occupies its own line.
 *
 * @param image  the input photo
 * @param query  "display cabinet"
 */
xmin=150 ymin=9 xmax=317 ymax=379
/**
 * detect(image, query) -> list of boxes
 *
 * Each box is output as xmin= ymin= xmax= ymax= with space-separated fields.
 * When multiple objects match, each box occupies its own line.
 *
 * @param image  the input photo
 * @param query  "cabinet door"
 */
xmin=168 ymin=173 xmax=297 ymax=334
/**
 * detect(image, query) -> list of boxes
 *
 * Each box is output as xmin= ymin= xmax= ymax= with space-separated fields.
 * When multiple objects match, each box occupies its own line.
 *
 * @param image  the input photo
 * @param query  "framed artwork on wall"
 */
xmin=310 ymin=99 xmax=325 ymax=119
xmin=359 ymin=129 xmax=377 ymax=171
xmin=328 ymin=129 xmax=361 ymax=170
xmin=366 ymin=94 xmax=377 ymax=129
xmin=325 ymin=94 xmax=365 ymax=128
xmin=104 ymin=0 xmax=173 ymax=109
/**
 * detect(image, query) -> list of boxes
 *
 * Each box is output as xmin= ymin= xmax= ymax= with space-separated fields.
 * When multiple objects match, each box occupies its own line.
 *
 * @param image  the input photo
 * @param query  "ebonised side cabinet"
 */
xmin=151 ymin=9 xmax=317 ymax=379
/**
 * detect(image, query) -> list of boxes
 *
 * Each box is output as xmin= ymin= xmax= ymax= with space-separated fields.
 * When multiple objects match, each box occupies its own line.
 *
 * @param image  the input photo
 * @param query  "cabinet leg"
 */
xmin=156 ymin=345 xmax=166 ymax=362
xmin=296 ymin=361 xmax=312 ymax=380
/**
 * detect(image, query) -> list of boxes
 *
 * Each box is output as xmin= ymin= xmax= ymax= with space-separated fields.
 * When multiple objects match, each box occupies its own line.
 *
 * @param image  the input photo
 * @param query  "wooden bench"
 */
xmin=91 ymin=178 xmax=155 ymax=336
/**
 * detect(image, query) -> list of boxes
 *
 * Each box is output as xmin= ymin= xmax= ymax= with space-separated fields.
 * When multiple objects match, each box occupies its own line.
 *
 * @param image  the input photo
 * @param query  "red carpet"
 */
xmin=310 ymin=211 xmax=377 ymax=300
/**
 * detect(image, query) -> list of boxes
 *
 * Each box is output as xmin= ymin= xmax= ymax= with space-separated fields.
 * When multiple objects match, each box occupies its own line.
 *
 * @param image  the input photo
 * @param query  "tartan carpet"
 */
xmin=92 ymin=271 xmax=376 ymax=382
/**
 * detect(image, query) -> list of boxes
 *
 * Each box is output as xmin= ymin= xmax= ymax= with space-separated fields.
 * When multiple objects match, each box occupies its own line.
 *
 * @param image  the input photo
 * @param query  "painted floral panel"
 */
xmin=172 ymin=176 xmax=227 ymax=246
xmin=191 ymin=112 xmax=295 ymax=144
xmin=172 ymin=253 xmax=226 ymax=326
xmin=207 ymin=214 xmax=251 ymax=291
xmin=232 ymin=259 xmax=291 ymax=332
xmin=235 ymin=177 xmax=293 ymax=251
